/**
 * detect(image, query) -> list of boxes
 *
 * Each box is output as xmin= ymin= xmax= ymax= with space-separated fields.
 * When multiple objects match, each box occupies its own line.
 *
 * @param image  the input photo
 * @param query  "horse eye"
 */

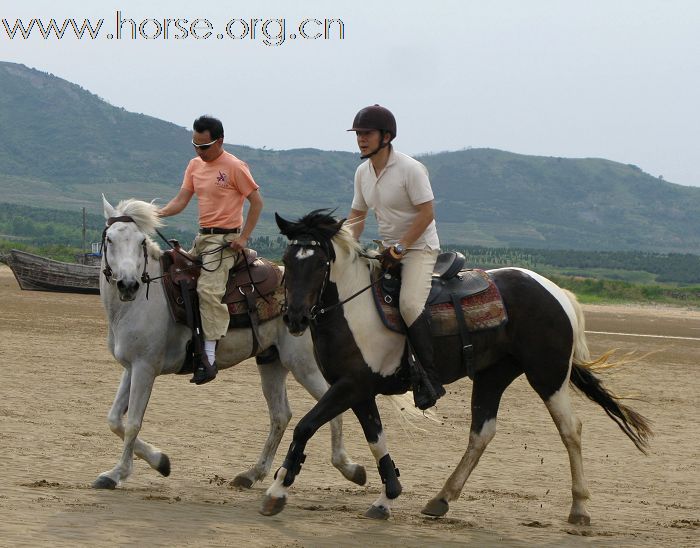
xmin=106 ymin=237 xmax=112 ymax=244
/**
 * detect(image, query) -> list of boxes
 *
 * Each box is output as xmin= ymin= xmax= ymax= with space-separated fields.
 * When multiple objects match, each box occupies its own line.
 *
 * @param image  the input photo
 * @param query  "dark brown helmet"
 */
xmin=347 ymin=104 xmax=397 ymax=140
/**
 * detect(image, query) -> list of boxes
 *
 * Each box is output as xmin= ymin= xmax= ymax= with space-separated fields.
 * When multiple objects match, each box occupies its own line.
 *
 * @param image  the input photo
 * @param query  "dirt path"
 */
xmin=0 ymin=265 xmax=697 ymax=546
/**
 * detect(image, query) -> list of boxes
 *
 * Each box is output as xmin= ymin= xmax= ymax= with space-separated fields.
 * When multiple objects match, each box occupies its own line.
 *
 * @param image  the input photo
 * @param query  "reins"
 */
xmin=287 ymin=238 xmax=383 ymax=320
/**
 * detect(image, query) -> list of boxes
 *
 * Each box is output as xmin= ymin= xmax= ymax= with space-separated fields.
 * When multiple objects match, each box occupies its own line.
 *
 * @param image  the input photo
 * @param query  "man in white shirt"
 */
xmin=347 ymin=105 xmax=445 ymax=409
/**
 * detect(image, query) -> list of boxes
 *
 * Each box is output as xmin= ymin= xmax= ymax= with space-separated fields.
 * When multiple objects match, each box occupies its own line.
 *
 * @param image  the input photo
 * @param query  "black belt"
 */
xmin=199 ymin=227 xmax=241 ymax=235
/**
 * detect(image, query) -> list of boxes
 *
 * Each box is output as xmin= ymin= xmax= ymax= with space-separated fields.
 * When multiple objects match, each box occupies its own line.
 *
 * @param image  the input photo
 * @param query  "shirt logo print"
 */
xmin=215 ymin=171 xmax=230 ymax=188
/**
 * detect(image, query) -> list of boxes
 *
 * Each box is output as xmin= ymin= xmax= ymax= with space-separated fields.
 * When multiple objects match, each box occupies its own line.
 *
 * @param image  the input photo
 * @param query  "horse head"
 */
xmin=102 ymin=195 xmax=163 ymax=302
xmin=275 ymin=210 xmax=345 ymax=335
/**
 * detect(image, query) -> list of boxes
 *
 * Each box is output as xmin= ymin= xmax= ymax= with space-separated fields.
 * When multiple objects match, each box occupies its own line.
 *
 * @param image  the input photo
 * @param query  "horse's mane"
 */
xmin=113 ymin=199 xmax=164 ymax=258
xmin=281 ymin=209 xmax=368 ymax=264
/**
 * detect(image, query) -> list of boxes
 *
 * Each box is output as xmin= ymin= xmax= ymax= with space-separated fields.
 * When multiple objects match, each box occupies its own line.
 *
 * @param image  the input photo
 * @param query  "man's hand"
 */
xmin=379 ymin=247 xmax=403 ymax=271
xmin=229 ymin=236 xmax=248 ymax=252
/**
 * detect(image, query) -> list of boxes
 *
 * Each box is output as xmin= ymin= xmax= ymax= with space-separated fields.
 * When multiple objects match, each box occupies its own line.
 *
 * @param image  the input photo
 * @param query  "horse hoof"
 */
xmin=346 ymin=465 xmax=367 ymax=486
xmin=568 ymin=513 xmax=591 ymax=526
xmin=364 ymin=504 xmax=390 ymax=520
xmin=259 ymin=495 xmax=286 ymax=516
xmin=157 ymin=454 xmax=171 ymax=477
xmin=421 ymin=497 xmax=449 ymax=517
xmin=231 ymin=475 xmax=254 ymax=489
xmin=92 ymin=476 xmax=117 ymax=490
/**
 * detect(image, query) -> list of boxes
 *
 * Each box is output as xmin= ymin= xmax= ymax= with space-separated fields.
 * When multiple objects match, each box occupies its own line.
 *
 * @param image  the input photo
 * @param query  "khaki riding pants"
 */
xmin=398 ymin=248 xmax=439 ymax=326
xmin=190 ymin=233 xmax=242 ymax=340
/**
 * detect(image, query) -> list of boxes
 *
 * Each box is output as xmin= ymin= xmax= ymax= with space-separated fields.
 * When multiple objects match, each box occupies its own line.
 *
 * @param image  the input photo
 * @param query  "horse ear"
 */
xmin=102 ymin=194 xmax=117 ymax=220
xmin=334 ymin=218 xmax=347 ymax=233
xmin=275 ymin=212 xmax=293 ymax=237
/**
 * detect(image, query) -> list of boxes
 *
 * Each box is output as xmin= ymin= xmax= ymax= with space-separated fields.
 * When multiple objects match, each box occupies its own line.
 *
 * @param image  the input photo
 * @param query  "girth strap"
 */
xmin=451 ymin=291 xmax=475 ymax=378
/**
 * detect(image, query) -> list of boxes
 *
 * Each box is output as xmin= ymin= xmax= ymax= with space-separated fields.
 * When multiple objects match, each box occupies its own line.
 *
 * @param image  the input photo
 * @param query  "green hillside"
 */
xmin=2 ymin=60 xmax=700 ymax=252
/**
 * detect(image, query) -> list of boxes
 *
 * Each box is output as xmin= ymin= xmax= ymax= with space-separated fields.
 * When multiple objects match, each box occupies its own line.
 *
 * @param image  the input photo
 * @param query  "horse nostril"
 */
xmin=282 ymin=314 xmax=290 ymax=325
xmin=116 ymin=280 xmax=125 ymax=291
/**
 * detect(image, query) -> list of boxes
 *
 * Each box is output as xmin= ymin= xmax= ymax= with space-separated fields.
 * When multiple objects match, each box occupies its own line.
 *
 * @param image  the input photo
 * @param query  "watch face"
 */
xmin=394 ymin=244 xmax=405 ymax=254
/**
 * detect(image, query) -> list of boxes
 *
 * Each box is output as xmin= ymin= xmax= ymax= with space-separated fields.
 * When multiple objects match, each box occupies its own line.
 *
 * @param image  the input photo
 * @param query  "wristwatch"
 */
xmin=390 ymin=243 xmax=406 ymax=258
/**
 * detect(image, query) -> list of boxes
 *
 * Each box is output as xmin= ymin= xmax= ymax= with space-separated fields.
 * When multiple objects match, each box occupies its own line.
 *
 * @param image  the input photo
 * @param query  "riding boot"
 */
xmin=407 ymin=311 xmax=446 ymax=410
xmin=190 ymin=353 xmax=217 ymax=385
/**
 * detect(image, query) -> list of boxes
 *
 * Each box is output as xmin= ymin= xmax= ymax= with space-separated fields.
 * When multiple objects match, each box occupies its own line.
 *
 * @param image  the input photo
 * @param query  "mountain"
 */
xmin=2 ymin=60 xmax=700 ymax=252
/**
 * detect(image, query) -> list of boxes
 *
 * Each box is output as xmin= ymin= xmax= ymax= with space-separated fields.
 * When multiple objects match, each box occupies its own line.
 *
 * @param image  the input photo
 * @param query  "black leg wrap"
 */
xmin=377 ymin=454 xmax=402 ymax=499
xmin=281 ymin=444 xmax=307 ymax=487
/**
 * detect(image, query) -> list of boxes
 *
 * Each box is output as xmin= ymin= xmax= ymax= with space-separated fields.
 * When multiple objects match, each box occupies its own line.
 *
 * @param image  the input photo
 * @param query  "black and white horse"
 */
xmin=260 ymin=209 xmax=651 ymax=524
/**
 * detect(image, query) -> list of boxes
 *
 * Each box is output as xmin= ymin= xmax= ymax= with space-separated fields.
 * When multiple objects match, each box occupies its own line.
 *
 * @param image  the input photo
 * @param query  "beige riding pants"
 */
xmin=191 ymin=233 xmax=242 ymax=340
xmin=398 ymin=248 xmax=440 ymax=326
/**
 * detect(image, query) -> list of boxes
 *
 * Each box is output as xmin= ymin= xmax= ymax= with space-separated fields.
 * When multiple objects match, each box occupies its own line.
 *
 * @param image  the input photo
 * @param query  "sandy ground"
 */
xmin=0 ymin=264 xmax=698 ymax=547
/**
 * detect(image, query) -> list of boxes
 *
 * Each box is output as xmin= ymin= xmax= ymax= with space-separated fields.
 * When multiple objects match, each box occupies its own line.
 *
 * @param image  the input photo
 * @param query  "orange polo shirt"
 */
xmin=181 ymin=151 xmax=260 ymax=228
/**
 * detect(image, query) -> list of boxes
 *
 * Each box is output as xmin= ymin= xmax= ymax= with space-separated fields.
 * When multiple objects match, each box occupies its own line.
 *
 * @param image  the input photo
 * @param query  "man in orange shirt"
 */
xmin=159 ymin=115 xmax=263 ymax=384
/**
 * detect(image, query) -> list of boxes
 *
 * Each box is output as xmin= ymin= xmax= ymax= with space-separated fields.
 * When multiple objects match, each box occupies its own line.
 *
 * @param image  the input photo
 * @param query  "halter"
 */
xmin=101 ymin=215 xmax=152 ymax=297
xmin=287 ymin=238 xmax=382 ymax=321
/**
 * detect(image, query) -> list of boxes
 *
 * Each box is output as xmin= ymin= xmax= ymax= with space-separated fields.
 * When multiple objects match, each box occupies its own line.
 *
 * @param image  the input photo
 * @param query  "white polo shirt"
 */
xmin=351 ymin=148 xmax=440 ymax=250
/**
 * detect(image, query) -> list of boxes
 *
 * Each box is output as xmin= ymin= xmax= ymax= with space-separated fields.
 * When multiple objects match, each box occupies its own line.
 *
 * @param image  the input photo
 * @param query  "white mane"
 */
xmin=332 ymin=222 xmax=380 ymax=274
xmin=113 ymin=199 xmax=164 ymax=258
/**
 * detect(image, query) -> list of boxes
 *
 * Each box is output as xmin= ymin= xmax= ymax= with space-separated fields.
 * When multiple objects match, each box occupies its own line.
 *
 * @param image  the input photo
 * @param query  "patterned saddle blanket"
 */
xmin=372 ymin=253 xmax=508 ymax=336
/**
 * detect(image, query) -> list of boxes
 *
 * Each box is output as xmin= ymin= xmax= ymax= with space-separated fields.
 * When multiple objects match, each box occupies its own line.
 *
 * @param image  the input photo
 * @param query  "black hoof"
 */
xmin=260 ymin=495 xmax=287 ymax=516
xmin=92 ymin=476 xmax=117 ymax=489
xmin=364 ymin=504 xmax=390 ymax=520
xmin=421 ymin=497 xmax=449 ymax=517
xmin=341 ymin=464 xmax=366 ymax=486
xmin=231 ymin=475 xmax=254 ymax=489
xmin=157 ymin=454 xmax=171 ymax=477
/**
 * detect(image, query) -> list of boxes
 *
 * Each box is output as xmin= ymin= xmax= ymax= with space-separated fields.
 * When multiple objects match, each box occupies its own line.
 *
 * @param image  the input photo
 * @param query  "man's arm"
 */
xmin=230 ymin=189 xmax=263 ymax=251
xmin=347 ymin=208 xmax=367 ymax=241
xmin=158 ymin=188 xmax=194 ymax=217
xmin=399 ymin=200 xmax=434 ymax=248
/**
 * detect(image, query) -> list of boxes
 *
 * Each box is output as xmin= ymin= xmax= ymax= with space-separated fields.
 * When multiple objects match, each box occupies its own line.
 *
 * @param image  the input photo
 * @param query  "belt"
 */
xmin=199 ymin=227 xmax=241 ymax=235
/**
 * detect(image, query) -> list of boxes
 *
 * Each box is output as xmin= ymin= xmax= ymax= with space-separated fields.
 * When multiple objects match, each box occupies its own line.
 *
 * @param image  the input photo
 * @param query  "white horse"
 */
xmin=92 ymin=197 xmax=366 ymax=490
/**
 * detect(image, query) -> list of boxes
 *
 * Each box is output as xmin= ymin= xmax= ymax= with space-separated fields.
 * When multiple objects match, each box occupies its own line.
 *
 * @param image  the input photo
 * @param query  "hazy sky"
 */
xmin=3 ymin=0 xmax=699 ymax=185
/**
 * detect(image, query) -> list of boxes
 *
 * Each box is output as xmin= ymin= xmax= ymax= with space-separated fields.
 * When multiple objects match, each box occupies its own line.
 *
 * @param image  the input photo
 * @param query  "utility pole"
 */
xmin=82 ymin=207 xmax=87 ymax=262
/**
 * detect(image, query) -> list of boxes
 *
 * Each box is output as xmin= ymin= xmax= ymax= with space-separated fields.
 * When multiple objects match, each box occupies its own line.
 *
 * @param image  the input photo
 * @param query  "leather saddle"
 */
xmin=373 ymin=251 xmax=507 ymax=378
xmin=159 ymin=240 xmax=283 ymax=328
xmin=379 ymin=251 xmax=490 ymax=308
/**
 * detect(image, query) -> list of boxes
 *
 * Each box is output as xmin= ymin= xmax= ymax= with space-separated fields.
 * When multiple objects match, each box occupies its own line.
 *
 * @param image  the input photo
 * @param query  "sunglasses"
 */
xmin=192 ymin=138 xmax=218 ymax=150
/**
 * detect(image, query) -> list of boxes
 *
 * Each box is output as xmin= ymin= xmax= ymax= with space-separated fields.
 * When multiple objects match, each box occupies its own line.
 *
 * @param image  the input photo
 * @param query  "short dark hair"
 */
xmin=193 ymin=115 xmax=224 ymax=140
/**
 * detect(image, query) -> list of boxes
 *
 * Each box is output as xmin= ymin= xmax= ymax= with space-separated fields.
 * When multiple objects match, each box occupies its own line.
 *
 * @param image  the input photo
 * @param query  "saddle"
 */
xmin=160 ymin=240 xmax=285 ymax=360
xmin=372 ymin=251 xmax=508 ymax=378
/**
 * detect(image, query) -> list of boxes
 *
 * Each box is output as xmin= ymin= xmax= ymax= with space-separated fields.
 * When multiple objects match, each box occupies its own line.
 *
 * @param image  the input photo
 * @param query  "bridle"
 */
xmin=286 ymin=238 xmax=382 ymax=321
xmin=101 ymin=215 xmax=152 ymax=295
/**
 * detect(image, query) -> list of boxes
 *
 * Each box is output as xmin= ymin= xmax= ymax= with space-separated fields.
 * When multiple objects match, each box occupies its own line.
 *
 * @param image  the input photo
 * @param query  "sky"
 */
xmin=2 ymin=0 xmax=699 ymax=186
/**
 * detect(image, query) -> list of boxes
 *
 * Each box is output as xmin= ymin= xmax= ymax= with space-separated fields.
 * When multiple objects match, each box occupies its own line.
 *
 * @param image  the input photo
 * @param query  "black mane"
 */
xmin=276 ymin=209 xmax=345 ymax=260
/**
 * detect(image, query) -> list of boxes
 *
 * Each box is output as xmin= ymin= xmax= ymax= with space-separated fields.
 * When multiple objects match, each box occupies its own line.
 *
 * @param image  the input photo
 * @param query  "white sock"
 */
xmin=204 ymin=340 xmax=217 ymax=364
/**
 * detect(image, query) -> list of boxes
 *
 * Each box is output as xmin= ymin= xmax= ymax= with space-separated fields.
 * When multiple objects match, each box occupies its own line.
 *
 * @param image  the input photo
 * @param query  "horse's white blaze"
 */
xmin=295 ymin=248 xmax=315 ymax=260
xmin=488 ymin=267 xmax=578 ymax=330
xmin=330 ymin=246 xmax=404 ymax=376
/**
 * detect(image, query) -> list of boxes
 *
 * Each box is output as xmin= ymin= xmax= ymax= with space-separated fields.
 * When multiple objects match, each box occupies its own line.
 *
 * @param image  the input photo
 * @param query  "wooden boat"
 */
xmin=1 ymin=249 xmax=100 ymax=294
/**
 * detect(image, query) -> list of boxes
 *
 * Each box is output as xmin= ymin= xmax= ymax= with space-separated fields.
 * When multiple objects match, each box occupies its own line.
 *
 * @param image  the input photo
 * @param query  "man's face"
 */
xmin=192 ymin=130 xmax=223 ymax=162
xmin=355 ymin=130 xmax=386 ymax=156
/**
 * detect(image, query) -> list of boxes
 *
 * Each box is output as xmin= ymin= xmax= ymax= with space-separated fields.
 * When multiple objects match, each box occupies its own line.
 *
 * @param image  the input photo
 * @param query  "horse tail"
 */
xmin=563 ymin=289 xmax=653 ymax=455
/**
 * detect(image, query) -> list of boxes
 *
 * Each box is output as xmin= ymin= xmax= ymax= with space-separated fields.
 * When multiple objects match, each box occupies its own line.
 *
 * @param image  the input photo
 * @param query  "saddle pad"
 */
xmin=372 ymin=269 xmax=508 ymax=335
xmin=227 ymin=285 xmax=286 ymax=323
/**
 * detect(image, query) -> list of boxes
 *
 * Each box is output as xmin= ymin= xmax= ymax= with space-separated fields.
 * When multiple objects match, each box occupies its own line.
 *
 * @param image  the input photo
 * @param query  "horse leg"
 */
xmin=231 ymin=359 xmax=291 ymax=488
xmin=93 ymin=366 xmax=157 ymax=489
xmin=288 ymin=363 xmax=367 ymax=486
xmin=542 ymin=381 xmax=591 ymax=525
xmin=351 ymin=398 xmax=401 ymax=520
xmin=422 ymin=361 xmax=520 ymax=517
xmin=260 ymin=378 xmax=360 ymax=516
